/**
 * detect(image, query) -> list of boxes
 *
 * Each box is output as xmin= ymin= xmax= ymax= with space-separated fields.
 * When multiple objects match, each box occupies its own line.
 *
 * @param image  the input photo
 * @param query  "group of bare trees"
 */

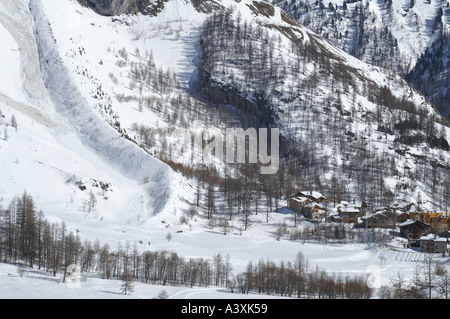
xmin=0 ymin=191 xmax=372 ymax=298
xmin=232 ymin=251 xmax=372 ymax=299
xmin=189 ymin=161 xmax=301 ymax=233
xmin=0 ymin=191 xmax=80 ymax=280
xmin=5 ymin=192 xmax=450 ymax=298
xmin=0 ymin=191 xmax=234 ymax=288
xmin=0 ymin=110 xmax=17 ymax=142
xmin=380 ymin=254 xmax=450 ymax=299
xmin=97 ymin=246 xmax=231 ymax=289
xmin=272 ymin=0 xmax=410 ymax=74
xmin=199 ymin=10 xmax=285 ymax=128
xmin=194 ymin=7 xmax=450 ymax=214
xmin=287 ymin=222 xmax=392 ymax=245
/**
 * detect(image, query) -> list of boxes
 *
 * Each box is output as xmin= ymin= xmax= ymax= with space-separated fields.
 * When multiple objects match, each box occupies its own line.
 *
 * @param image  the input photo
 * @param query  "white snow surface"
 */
xmin=0 ymin=0 xmax=448 ymax=299
xmin=0 ymin=262 xmax=293 ymax=299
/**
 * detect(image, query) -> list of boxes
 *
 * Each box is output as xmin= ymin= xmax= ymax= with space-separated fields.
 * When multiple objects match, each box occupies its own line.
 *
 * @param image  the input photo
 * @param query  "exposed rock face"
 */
xmin=77 ymin=0 xmax=223 ymax=16
xmin=190 ymin=0 xmax=224 ymax=13
xmin=76 ymin=0 xmax=169 ymax=16
xmin=406 ymin=34 xmax=450 ymax=118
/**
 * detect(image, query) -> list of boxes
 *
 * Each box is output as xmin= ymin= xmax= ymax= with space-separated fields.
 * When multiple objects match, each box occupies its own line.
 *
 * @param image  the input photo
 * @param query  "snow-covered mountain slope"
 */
xmin=25 ymin=0 xmax=450 ymax=216
xmin=1 ymin=0 xmax=450 ymax=295
xmin=0 ymin=0 xmax=184 ymax=250
xmin=406 ymin=33 xmax=450 ymax=117
xmin=271 ymin=0 xmax=450 ymax=115
xmin=194 ymin=0 xmax=450 ymax=210
xmin=272 ymin=0 xmax=450 ymax=73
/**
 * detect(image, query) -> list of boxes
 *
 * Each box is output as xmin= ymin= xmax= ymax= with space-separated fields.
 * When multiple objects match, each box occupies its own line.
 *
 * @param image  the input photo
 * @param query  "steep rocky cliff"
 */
xmin=75 ymin=0 xmax=165 ymax=15
xmin=406 ymin=33 xmax=450 ymax=118
xmin=76 ymin=0 xmax=223 ymax=15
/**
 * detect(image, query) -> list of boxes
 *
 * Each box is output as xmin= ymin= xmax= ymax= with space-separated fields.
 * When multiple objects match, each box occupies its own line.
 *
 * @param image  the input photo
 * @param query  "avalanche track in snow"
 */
xmin=28 ymin=0 xmax=175 ymax=217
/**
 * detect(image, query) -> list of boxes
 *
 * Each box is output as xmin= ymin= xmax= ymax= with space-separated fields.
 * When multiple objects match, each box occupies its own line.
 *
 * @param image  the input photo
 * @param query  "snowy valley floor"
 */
xmin=0 ymin=207 xmax=446 ymax=299
xmin=0 ymin=263 xmax=282 ymax=299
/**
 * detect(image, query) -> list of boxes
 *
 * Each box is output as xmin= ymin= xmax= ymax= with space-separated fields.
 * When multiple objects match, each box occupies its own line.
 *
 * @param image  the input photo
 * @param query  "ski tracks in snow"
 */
xmin=376 ymin=247 xmax=425 ymax=266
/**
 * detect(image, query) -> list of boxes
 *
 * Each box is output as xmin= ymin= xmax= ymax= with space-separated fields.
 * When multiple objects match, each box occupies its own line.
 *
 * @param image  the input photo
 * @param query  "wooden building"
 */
xmin=303 ymin=202 xmax=326 ymax=220
xmin=396 ymin=211 xmax=410 ymax=223
xmin=409 ymin=212 xmax=444 ymax=225
xmin=287 ymin=191 xmax=326 ymax=221
xmin=290 ymin=191 xmax=326 ymax=203
xmin=287 ymin=196 xmax=311 ymax=212
xmin=429 ymin=216 xmax=450 ymax=235
xmin=398 ymin=220 xmax=430 ymax=240
xmin=337 ymin=206 xmax=360 ymax=224
xmin=361 ymin=210 xmax=397 ymax=229
xmin=419 ymin=235 xmax=448 ymax=253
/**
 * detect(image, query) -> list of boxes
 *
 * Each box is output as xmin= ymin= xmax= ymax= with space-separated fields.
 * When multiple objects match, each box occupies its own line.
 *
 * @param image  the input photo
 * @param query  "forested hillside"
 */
xmin=193 ymin=3 xmax=450 ymax=211
xmin=271 ymin=0 xmax=450 ymax=117
xmin=73 ymin=0 xmax=450 ymax=216
xmin=407 ymin=33 xmax=450 ymax=117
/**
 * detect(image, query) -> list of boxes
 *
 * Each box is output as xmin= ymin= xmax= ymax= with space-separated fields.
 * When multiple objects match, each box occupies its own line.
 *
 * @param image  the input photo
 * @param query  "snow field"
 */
xmin=0 ymin=0 xmax=449 ymax=299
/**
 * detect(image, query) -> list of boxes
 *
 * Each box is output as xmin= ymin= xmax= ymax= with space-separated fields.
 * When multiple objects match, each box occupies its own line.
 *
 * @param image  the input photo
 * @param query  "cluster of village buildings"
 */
xmin=287 ymin=191 xmax=450 ymax=254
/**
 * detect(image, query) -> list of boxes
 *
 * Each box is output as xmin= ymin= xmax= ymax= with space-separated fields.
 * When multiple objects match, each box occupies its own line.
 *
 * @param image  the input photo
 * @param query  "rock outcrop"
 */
xmin=77 ymin=0 xmax=223 ymax=16
xmin=76 ymin=0 xmax=168 ymax=16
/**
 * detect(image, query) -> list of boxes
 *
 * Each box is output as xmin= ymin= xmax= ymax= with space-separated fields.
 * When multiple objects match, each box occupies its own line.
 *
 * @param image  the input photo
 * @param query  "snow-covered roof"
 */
xmin=419 ymin=234 xmax=434 ymax=240
xmin=306 ymin=202 xmax=323 ymax=208
xmin=419 ymin=235 xmax=448 ymax=243
xmin=300 ymin=191 xmax=325 ymax=199
xmin=339 ymin=206 xmax=359 ymax=213
xmin=398 ymin=219 xmax=415 ymax=226
xmin=290 ymin=196 xmax=309 ymax=202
